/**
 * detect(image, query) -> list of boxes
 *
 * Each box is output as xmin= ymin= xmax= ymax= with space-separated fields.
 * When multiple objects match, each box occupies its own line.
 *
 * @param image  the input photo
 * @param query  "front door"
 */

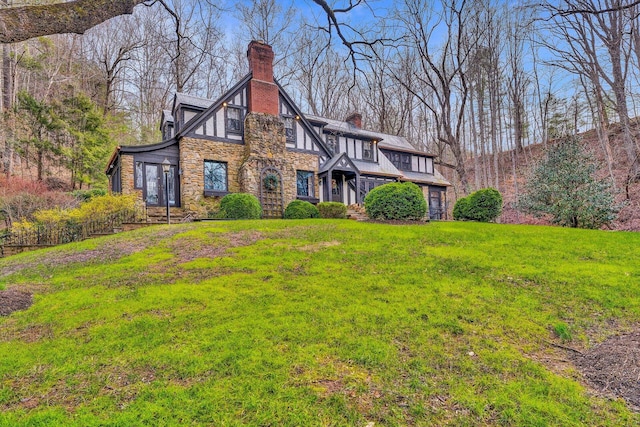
xmin=144 ymin=164 xmax=178 ymax=207
xmin=429 ymin=189 xmax=444 ymax=220
xmin=331 ymin=178 xmax=342 ymax=203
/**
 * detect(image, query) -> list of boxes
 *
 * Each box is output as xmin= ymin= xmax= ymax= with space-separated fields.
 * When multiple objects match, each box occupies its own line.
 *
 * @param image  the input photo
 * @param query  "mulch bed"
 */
xmin=0 ymin=288 xmax=33 ymax=316
xmin=572 ymin=332 xmax=640 ymax=408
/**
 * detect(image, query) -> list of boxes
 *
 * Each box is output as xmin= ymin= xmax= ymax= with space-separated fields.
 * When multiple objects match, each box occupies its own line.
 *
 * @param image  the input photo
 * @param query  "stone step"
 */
xmin=346 ymin=207 xmax=368 ymax=221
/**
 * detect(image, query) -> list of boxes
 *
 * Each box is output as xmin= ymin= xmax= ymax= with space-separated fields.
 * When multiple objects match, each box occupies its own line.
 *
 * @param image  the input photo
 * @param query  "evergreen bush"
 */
xmin=453 ymin=188 xmax=502 ymax=222
xmin=317 ymin=202 xmax=347 ymax=219
xmin=518 ymin=137 xmax=622 ymax=228
xmin=452 ymin=197 xmax=470 ymax=221
xmin=284 ymin=200 xmax=320 ymax=219
xmin=219 ymin=193 xmax=262 ymax=219
xmin=363 ymin=182 xmax=427 ymax=220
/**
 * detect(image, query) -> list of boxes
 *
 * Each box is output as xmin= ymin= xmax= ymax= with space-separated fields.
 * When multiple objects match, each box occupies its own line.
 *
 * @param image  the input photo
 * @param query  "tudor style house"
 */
xmin=106 ymin=41 xmax=450 ymax=219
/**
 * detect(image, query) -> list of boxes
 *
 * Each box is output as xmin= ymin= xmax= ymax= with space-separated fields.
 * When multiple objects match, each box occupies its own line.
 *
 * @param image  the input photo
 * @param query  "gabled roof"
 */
xmin=177 ymin=73 xmax=253 ymax=138
xmin=274 ymin=80 xmax=334 ymax=159
xmin=319 ymin=152 xmax=358 ymax=174
xmin=162 ymin=110 xmax=174 ymax=123
xmin=173 ymin=92 xmax=214 ymax=111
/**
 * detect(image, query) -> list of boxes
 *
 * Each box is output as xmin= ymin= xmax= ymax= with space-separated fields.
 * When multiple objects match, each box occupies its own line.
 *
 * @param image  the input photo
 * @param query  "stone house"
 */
xmin=105 ymin=41 xmax=450 ymax=219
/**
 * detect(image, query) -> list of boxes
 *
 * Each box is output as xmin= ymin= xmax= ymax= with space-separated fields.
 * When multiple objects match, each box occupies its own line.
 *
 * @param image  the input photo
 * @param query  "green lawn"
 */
xmin=0 ymin=220 xmax=638 ymax=426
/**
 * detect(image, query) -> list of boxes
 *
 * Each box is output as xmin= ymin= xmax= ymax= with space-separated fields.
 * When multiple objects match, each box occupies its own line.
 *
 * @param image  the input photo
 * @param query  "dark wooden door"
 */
xmin=331 ymin=178 xmax=342 ymax=203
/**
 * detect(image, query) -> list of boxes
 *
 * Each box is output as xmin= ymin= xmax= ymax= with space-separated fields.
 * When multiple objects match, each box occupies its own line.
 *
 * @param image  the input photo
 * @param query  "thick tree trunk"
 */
xmin=0 ymin=0 xmax=144 ymax=43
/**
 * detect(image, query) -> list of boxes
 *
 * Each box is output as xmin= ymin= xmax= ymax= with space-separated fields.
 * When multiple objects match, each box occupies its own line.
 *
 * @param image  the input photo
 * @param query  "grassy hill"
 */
xmin=0 ymin=220 xmax=639 ymax=426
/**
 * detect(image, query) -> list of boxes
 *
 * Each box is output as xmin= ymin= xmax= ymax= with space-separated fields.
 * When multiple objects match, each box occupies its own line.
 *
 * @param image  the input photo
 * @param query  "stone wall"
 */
xmin=239 ymin=112 xmax=319 ymax=211
xmin=174 ymin=113 xmax=321 ymax=217
xmin=179 ymin=137 xmax=246 ymax=213
xmin=120 ymin=154 xmax=144 ymax=205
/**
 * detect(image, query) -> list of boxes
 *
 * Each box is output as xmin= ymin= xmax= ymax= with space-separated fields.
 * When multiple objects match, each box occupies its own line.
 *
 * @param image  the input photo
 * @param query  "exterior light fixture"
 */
xmin=161 ymin=158 xmax=171 ymax=224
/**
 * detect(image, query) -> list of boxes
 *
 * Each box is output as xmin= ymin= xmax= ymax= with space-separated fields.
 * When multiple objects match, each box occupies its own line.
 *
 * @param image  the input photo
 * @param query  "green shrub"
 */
xmin=363 ymin=182 xmax=427 ymax=220
xmin=452 ymin=197 xmax=470 ymax=221
xmin=518 ymin=137 xmax=623 ymax=229
xmin=454 ymin=188 xmax=502 ymax=222
xmin=71 ymin=189 xmax=107 ymax=202
xmin=284 ymin=200 xmax=320 ymax=219
xmin=317 ymin=202 xmax=347 ymax=219
xmin=220 ymin=193 xmax=262 ymax=219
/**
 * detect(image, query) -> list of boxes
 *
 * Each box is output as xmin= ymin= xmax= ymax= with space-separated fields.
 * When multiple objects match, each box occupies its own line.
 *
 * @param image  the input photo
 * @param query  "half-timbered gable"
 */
xmin=277 ymin=88 xmax=331 ymax=166
xmin=178 ymin=74 xmax=252 ymax=144
xmin=106 ymin=40 xmax=451 ymax=219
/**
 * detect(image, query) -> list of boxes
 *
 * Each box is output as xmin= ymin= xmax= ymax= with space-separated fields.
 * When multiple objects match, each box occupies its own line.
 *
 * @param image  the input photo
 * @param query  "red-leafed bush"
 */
xmin=0 ymin=176 xmax=76 ymax=228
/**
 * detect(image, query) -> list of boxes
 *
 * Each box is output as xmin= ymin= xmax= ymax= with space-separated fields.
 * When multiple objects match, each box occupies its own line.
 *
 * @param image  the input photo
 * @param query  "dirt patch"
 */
xmin=572 ymin=332 xmax=640 ymax=408
xmin=171 ymin=230 xmax=263 ymax=263
xmin=0 ymin=288 xmax=33 ymax=316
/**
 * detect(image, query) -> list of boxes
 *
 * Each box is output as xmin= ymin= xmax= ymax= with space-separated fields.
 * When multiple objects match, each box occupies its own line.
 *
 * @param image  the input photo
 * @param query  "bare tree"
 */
xmin=394 ymin=0 xmax=478 ymax=193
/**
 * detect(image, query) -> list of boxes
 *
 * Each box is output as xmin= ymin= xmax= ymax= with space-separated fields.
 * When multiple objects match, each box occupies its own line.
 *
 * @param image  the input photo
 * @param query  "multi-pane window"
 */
xmin=283 ymin=116 xmax=295 ymax=143
xmin=362 ymin=141 xmax=373 ymax=160
xmin=135 ymin=161 xmax=143 ymax=188
xmin=386 ymin=151 xmax=412 ymax=171
xmin=296 ymin=170 xmax=314 ymax=198
xmin=204 ymin=160 xmax=227 ymax=193
xmin=226 ymin=106 xmax=242 ymax=134
xmin=327 ymin=135 xmax=337 ymax=154
xmin=400 ymin=153 xmax=412 ymax=171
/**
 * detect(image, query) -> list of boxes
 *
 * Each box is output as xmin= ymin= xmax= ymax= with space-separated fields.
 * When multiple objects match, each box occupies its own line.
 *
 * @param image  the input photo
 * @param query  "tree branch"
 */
xmin=0 ymin=0 xmax=146 ymax=44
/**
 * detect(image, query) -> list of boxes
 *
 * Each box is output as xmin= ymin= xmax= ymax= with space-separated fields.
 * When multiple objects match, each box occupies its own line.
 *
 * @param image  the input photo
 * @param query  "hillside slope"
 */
xmin=1 ymin=220 xmax=639 ymax=425
xmin=444 ymin=123 xmax=640 ymax=231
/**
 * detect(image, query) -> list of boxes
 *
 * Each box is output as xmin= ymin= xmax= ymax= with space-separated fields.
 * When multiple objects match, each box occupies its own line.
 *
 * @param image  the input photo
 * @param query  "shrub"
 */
xmin=32 ymin=194 xmax=138 ymax=226
xmin=518 ymin=137 xmax=623 ymax=229
xmin=453 ymin=188 xmax=502 ymax=222
xmin=71 ymin=189 xmax=107 ymax=202
xmin=219 ymin=193 xmax=262 ymax=219
xmin=284 ymin=200 xmax=320 ymax=219
xmin=317 ymin=202 xmax=347 ymax=219
xmin=452 ymin=197 xmax=470 ymax=221
xmin=363 ymin=182 xmax=427 ymax=220
xmin=0 ymin=176 xmax=76 ymax=228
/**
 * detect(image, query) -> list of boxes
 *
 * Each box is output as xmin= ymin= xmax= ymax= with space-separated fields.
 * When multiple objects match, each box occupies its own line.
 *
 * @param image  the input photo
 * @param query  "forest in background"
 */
xmin=1 ymin=0 xmax=639 ymax=213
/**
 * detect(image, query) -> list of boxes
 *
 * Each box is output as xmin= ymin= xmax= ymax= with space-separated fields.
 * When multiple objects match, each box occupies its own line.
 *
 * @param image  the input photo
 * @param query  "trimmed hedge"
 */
xmin=363 ymin=182 xmax=427 ymax=220
xmin=219 ymin=193 xmax=262 ymax=219
xmin=453 ymin=188 xmax=502 ymax=222
xmin=284 ymin=200 xmax=320 ymax=219
xmin=317 ymin=202 xmax=347 ymax=219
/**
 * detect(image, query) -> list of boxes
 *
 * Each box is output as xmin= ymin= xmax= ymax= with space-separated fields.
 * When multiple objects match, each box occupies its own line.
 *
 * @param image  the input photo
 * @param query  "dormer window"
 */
xmin=226 ymin=106 xmax=242 ymax=134
xmin=363 ymin=141 xmax=374 ymax=161
xmin=283 ymin=115 xmax=295 ymax=143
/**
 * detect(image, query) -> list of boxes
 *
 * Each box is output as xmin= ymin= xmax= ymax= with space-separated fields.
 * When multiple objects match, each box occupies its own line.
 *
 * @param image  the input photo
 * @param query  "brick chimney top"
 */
xmin=247 ymin=40 xmax=275 ymax=83
xmin=346 ymin=112 xmax=362 ymax=129
xmin=246 ymin=41 xmax=279 ymax=116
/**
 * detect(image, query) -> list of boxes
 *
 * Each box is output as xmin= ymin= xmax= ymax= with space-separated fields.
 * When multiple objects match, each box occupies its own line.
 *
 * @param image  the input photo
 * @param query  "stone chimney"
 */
xmin=247 ymin=40 xmax=279 ymax=116
xmin=346 ymin=112 xmax=362 ymax=129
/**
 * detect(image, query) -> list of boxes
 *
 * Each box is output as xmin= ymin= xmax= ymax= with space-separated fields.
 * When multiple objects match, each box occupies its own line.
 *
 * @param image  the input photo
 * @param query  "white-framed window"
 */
xmin=363 ymin=141 xmax=374 ymax=160
xmin=283 ymin=116 xmax=295 ymax=143
xmin=327 ymin=134 xmax=337 ymax=154
xmin=226 ymin=106 xmax=242 ymax=134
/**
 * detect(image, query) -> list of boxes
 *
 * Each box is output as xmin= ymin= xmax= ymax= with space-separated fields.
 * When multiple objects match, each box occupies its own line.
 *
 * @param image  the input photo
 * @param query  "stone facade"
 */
xmin=177 ymin=113 xmax=319 ymax=216
xmin=239 ymin=112 xmax=318 ymax=212
xmin=120 ymin=153 xmax=144 ymax=205
xmin=179 ymin=137 xmax=246 ymax=212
